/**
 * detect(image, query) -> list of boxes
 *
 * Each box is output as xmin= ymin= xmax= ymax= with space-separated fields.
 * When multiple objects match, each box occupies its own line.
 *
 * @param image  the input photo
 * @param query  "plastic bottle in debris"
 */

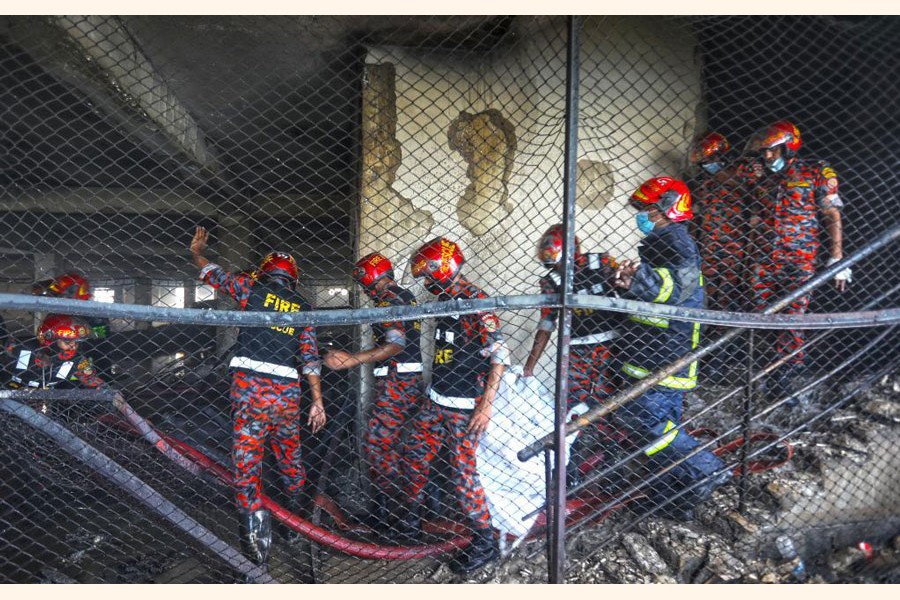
xmin=776 ymin=535 xmax=808 ymax=582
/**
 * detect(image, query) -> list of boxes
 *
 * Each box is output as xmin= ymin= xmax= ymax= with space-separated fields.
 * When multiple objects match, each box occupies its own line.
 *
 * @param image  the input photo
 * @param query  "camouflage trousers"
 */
xmin=403 ymin=400 xmax=491 ymax=528
xmin=230 ymin=369 xmax=305 ymax=512
xmin=365 ymin=374 xmax=424 ymax=494
xmin=751 ymin=258 xmax=815 ymax=365
xmin=568 ymin=343 xmax=631 ymax=450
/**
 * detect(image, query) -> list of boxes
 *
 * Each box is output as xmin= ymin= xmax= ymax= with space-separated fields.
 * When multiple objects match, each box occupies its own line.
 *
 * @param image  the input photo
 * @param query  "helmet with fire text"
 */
xmin=258 ymin=252 xmax=299 ymax=285
xmin=689 ymin=131 xmax=731 ymax=169
xmin=537 ymin=224 xmax=582 ymax=269
xmin=410 ymin=237 xmax=464 ymax=294
xmin=46 ymin=272 xmax=92 ymax=301
xmin=630 ymin=176 xmax=693 ymax=223
xmin=353 ymin=252 xmax=395 ymax=290
xmin=745 ymin=120 xmax=802 ymax=169
xmin=38 ymin=314 xmax=92 ymax=359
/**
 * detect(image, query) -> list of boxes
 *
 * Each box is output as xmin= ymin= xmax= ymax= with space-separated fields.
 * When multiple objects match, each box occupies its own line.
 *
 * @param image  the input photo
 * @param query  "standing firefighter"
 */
xmin=687 ymin=132 xmax=749 ymax=381
xmin=324 ymin=252 xmax=424 ymax=532
xmin=190 ymin=226 xmax=325 ymax=573
xmin=744 ymin=121 xmax=849 ymax=401
xmin=522 ymin=224 xmax=629 ymax=488
xmin=613 ymin=177 xmax=729 ymax=520
xmin=403 ymin=237 xmax=509 ymax=574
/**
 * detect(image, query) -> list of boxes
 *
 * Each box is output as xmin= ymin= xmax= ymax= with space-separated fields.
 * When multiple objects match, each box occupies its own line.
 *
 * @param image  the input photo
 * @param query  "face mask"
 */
xmin=701 ymin=162 xmax=724 ymax=175
xmin=635 ymin=211 xmax=656 ymax=235
xmin=766 ymin=156 xmax=786 ymax=173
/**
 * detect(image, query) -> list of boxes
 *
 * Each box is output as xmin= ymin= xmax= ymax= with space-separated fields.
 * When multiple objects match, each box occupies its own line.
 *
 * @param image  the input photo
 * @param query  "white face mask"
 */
xmin=701 ymin=162 xmax=724 ymax=175
xmin=766 ymin=156 xmax=786 ymax=172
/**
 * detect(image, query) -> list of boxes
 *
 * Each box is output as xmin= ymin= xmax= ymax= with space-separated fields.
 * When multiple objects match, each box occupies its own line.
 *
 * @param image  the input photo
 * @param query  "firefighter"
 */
xmin=40 ymin=272 xmax=110 ymax=339
xmin=687 ymin=132 xmax=749 ymax=382
xmin=522 ymin=224 xmax=629 ymax=488
xmin=743 ymin=121 xmax=849 ymax=402
xmin=613 ymin=177 xmax=729 ymax=520
xmin=190 ymin=226 xmax=325 ymax=572
xmin=402 ymin=237 xmax=509 ymax=574
xmin=323 ymin=252 xmax=425 ymax=532
xmin=4 ymin=314 xmax=106 ymax=392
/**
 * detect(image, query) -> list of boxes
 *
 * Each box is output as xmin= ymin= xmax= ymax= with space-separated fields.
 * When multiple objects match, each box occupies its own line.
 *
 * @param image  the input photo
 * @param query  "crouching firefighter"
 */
xmin=4 ymin=315 xmax=108 ymax=411
xmin=190 ymin=226 xmax=326 ymax=574
xmin=612 ymin=177 xmax=730 ymax=520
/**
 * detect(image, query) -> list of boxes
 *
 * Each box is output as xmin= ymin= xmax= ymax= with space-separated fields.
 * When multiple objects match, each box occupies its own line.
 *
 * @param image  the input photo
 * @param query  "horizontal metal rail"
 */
xmin=1 ymin=223 xmax=898 ymax=329
xmin=518 ymin=222 xmax=900 ymax=462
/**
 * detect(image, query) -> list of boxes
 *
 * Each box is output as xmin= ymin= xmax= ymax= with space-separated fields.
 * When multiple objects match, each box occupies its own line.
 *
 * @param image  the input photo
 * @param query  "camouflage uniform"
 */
xmin=403 ymin=278 xmax=510 ymax=528
xmin=200 ymin=264 xmax=320 ymax=512
xmin=691 ymin=169 xmax=749 ymax=312
xmin=749 ymin=159 xmax=842 ymax=364
xmin=364 ymin=284 xmax=424 ymax=494
xmin=538 ymin=252 xmax=630 ymax=460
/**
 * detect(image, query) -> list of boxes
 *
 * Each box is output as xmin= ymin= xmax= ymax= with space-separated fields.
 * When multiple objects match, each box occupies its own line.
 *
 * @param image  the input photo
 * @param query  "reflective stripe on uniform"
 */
xmin=16 ymin=350 xmax=31 ymax=370
xmin=629 ymin=314 xmax=669 ymax=328
xmin=428 ymin=387 xmax=476 ymax=411
xmin=644 ymin=420 xmax=679 ymax=456
xmin=374 ymin=362 xmax=423 ymax=377
xmin=622 ymin=362 xmax=698 ymax=390
xmin=55 ymin=362 xmax=73 ymax=380
xmin=652 ymin=268 xmax=674 ymax=303
xmin=229 ymin=356 xmax=298 ymax=379
xmin=570 ymin=330 xmax=619 ymax=346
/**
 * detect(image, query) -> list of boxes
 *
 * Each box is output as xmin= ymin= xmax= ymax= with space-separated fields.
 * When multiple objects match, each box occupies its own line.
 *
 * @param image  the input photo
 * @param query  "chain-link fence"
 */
xmin=1 ymin=15 xmax=899 ymax=584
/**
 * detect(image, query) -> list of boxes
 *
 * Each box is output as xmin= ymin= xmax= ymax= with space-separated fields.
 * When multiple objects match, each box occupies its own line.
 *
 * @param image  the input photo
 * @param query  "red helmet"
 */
xmin=746 ymin=120 xmax=802 ymax=157
xmin=46 ymin=272 xmax=92 ymax=301
xmin=410 ymin=237 xmax=465 ymax=288
xmin=630 ymin=176 xmax=694 ymax=223
xmin=689 ymin=131 xmax=730 ymax=164
xmin=353 ymin=252 xmax=394 ymax=288
xmin=537 ymin=224 xmax=581 ymax=269
xmin=258 ymin=252 xmax=299 ymax=284
xmin=37 ymin=314 xmax=92 ymax=347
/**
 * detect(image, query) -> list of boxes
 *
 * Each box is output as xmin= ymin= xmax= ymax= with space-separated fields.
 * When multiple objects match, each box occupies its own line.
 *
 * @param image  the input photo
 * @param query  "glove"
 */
xmin=827 ymin=257 xmax=852 ymax=283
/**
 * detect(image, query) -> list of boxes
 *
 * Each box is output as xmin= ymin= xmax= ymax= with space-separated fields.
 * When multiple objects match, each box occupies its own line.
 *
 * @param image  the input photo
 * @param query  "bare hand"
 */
xmin=191 ymin=226 xmax=208 ymax=255
xmin=308 ymin=402 xmax=326 ymax=434
xmin=614 ymin=259 xmax=638 ymax=290
xmin=324 ymin=350 xmax=355 ymax=370
xmin=467 ymin=403 xmax=492 ymax=437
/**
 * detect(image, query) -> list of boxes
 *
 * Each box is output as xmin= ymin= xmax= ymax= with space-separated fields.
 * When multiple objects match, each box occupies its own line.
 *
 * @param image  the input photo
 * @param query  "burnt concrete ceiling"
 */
xmin=0 ymin=16 xmax=512 ymax=200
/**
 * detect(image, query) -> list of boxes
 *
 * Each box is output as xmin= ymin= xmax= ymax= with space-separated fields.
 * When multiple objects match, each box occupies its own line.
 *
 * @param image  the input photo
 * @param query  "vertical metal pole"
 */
xmin=738 ymin=329 xmax=754 ymax=512
xmin=544 ymin=448 xmax=554 ymax=568
xmin=548 ymin=14 xmax=581 ymax=585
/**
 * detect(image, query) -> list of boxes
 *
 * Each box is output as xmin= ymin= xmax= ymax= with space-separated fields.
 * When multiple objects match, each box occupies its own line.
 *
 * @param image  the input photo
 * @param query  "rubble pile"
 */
xmin=426 ymin=372 xmax=900 ymax=583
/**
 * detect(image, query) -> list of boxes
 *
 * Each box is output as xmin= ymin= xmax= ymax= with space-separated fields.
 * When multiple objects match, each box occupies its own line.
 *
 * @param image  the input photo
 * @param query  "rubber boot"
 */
xmin=362 ymin=489 xmax=391 ymax=531
xmin=280 ymin=491 xmax=313 ymax=546
xmin=449 ymin=525 xmax=499 ymax=575
xmin=393 ymin=499 xmax=423 ymax=545
xmin=239 ymin=509 xmax=272 ymax=569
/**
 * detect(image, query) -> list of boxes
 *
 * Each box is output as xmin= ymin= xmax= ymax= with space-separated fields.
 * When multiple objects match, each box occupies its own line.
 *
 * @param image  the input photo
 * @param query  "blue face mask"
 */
xmin=766 ymin=156 xmax=786 ymax=172
xmin=635 ymin=211 xmax=655 ymax=235
xmin=701 ymin=162 xmax=724 ymax=175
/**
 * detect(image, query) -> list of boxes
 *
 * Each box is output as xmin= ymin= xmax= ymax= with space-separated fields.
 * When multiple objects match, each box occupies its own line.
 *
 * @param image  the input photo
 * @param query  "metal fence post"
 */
xmin=548 ymin=14 xmax=582 ymax=584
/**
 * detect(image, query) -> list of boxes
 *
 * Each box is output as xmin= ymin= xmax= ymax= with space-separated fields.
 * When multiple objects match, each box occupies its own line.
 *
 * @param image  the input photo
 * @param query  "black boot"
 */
xmin=393 ymin=500 xmax=423 ymax=545
xmin=280 ymin=491 xmax=314 ymax=546
xmin=449 ymin=526 xmax=499 ymax=575
xmin=361 ymin=489 xmax=391 ymax=531
xmin=239 ymin=509 xmax=272 ymax=568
